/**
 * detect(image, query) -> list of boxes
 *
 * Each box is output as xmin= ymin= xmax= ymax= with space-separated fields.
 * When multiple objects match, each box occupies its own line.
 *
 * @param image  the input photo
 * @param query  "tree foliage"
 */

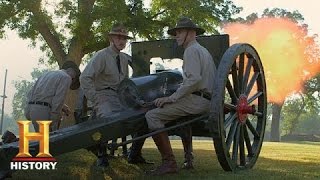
xmin=0 ymin=0 xmax=241 ymax=66
xmin=296 ymin=113 xmax=320 ymax=135
xmin=282 ymin=91 xmax=320 ymax=135
xmin=2 ymin=0 xmax=241 ymax=125
xmin=282 ymin=74 xmax=320 ymax=135
xmin=234 ymin=8 xmax=305 ymax=24
xmin=261 ymin=8 xmax=304 ymax=23
xmin=281 ymin=95 xmax=306 ymax=135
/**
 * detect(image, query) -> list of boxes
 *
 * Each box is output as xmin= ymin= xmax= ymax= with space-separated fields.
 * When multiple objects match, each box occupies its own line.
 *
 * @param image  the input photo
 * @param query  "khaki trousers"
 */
xmin=146 ymin=94 xmax=210 ymax=130
xmin=95 ymin=90 xmax=125 ymax=118
xmin=25 ymin=104 xmax=59 ymax=132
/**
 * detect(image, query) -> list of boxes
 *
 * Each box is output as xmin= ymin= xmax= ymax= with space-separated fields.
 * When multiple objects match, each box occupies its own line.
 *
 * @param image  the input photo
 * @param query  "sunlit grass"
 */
xmin=13 ymin=140 xmax=320 ymax=179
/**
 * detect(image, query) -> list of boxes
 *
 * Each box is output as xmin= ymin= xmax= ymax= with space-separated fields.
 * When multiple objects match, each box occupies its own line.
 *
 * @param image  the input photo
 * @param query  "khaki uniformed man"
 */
xmin=80 ymin=23 xmax=149 ymax=167
xmin=80 ymin=23 xmax=132 ymax=118
xmin=146 ymin=17 xmax=216 ymax=175
xmin=25 ymin=61 xmax=81 ymax=132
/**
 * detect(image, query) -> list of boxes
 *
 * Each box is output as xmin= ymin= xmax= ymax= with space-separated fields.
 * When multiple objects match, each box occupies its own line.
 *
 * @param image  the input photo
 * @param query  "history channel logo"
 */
xmin=10 ymin=121 xmax=57 ymax=170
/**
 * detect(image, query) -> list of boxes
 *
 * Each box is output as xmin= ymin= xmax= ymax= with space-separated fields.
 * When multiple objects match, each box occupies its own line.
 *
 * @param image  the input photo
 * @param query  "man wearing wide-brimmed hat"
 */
xmin=24 ymin=60 xmax=81 ymax=132
xmin=80 ymin=23 xmax=150 ymax=167
xmin=81 ymin=23 xmax=132 ymax=120
xmin=145 ymin=17 xmax=217 ymax=175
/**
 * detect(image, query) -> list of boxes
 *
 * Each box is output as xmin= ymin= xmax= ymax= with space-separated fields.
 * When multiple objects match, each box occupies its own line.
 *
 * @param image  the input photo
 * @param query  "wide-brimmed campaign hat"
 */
xmin=61 ymin=61 xmax=81 ymax=90
xmin=108 ymin=23 xmax=133 ymax=39
xmin=167 ymin=17 xmax=205 ymax=36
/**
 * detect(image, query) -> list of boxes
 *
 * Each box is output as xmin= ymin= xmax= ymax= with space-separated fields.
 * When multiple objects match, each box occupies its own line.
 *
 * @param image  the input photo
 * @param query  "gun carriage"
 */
xmin=0 ymin=34 xmax=267 ymax=176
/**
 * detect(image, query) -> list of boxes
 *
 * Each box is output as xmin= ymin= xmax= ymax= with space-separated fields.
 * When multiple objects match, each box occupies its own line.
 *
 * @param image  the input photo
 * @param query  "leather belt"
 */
xmin=28 ymin=101 xmax=52 ymax=108
xmin=192 ymin=91 xmax=211 ymax=101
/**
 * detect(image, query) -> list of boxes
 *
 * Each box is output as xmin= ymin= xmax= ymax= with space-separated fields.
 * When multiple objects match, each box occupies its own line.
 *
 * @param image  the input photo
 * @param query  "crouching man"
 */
xmin=24 ymin=61 xmax=81 ymax=132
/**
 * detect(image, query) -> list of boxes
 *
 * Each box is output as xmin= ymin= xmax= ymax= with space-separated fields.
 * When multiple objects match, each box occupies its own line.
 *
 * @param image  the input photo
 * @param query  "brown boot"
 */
xmin=181 ymin=126 xmax=194 ymax=169
xmin=150 ymin=131 xmax=178 ymax=175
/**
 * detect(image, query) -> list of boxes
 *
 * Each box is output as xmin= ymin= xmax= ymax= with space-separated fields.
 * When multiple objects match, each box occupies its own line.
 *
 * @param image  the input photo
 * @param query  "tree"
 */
xmin=1 ymin=0 xmax=241 ymax=126
xmin=263 ymin=8 xmax=320 ymax=141
xmin=281 ymin=80 xmax=320 ymax=136
xmin=281 ymin=95 xmax=306 ymax=135
xmin=297 ymin=113 xmax=320 ymax=135
xmin=303 ymin=74 xmax=320 ymax=111
xmin=297 ymin=73 xmax=320 ymax=134
xmin=261 ymin=8 xmax=304 ymax=23
xmin=234 ymin=8 xmax=304 ymax=25
xmin=275 ymin=63 xmax=320 ymax=139
xmin=0 ymin=0 xmax=241 ymax=65
xmin=270 ymin=101 xmax=284 ymax=141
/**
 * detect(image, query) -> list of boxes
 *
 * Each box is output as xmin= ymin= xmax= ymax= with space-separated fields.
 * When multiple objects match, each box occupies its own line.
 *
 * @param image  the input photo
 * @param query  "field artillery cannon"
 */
xmin=0 ymin=34 xmax=267 ymax=177
xmin=130 ymin=35 xmax=267 ymax=171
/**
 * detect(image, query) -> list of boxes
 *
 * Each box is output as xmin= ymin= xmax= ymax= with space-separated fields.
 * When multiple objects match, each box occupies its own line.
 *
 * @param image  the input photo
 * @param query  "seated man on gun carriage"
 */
xmin=146 ymin=17 xmax=217 ymax=175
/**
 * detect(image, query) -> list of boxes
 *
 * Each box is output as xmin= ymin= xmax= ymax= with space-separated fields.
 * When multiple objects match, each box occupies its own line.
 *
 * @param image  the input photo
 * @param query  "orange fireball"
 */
xmin=224 ymin=17 xmax=320 ymax=104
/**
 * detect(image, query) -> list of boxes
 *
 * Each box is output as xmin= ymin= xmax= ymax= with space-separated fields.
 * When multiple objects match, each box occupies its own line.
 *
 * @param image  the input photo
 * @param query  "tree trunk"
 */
xmin=270 ymin=101 xmax=284 ymax=142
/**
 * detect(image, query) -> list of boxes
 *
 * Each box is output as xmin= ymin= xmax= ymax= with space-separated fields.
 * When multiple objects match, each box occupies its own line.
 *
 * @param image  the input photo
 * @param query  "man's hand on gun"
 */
xmin=62 ymin=104 xmax=71 ymax=117
xmin=153 ymin=97 xmax=173 ymax=108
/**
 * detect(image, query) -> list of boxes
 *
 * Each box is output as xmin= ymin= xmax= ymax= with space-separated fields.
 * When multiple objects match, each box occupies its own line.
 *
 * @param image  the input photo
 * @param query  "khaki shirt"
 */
xmin=26 ymin=70 xmax=72 ymax=120
xmin=80 ymin=46 xmax=131 ymax=103
xmin=169 ymin=40 xmax=216 ymax=102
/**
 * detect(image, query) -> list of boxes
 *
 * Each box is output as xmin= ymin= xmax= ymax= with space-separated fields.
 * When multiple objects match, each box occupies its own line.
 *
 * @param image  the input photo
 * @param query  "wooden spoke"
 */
xmin=246 ymin=120 xmax=260 ymax=139
xmin=226 ymin=79 xmax=238 ymax=102
xmin=231 ymin=63 xmax=240 ymax=96
xmin=243 ymin=125 xmax=254 ymax=157
xmin=226 ymin=121 xmax=239 ymax=151
xmin=232 ymin=123 xmax=241 ymax=161
xmin=245 ymin=72 xmax=260 ymax=95
xmin=239 ymin=125 xmax=246 ymax=166
xmin=248 ymin=91 xmax=263 ymax=104
xmin=238 ymin=53 xmax=245 ymax=94
xmin=242 ymin=57 xmax=254 ymax=92
xmin=224 ymin=112 xmax=237 ymax=130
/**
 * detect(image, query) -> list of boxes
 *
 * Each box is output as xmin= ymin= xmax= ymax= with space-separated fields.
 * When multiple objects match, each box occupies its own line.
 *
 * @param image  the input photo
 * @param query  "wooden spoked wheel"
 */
xmin=210 ymin=43 xmax=267 ymax=171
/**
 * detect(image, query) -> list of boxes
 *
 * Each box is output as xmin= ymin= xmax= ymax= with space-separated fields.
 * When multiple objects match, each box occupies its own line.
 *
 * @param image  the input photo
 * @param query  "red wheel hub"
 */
xmin=236 ymin=95 xmax=256 ymax=123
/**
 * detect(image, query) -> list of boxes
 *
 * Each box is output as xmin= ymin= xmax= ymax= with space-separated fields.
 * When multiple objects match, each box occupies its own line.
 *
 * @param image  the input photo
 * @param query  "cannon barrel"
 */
xmin=118 ymin=70 xmax=182 ymax=108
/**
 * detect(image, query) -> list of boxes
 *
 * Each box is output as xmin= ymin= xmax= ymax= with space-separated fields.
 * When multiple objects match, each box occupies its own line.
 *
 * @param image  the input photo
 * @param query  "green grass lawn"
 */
xmin=12 ymin=140 xmax=320 ymax=180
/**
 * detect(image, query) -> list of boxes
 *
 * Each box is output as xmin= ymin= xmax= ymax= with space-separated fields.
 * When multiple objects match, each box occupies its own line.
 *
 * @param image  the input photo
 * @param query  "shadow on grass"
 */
xmin=12 ymin=146 xmax=320 ymax=180
xmin=278 ymin=141 xmax=320 ymax=145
